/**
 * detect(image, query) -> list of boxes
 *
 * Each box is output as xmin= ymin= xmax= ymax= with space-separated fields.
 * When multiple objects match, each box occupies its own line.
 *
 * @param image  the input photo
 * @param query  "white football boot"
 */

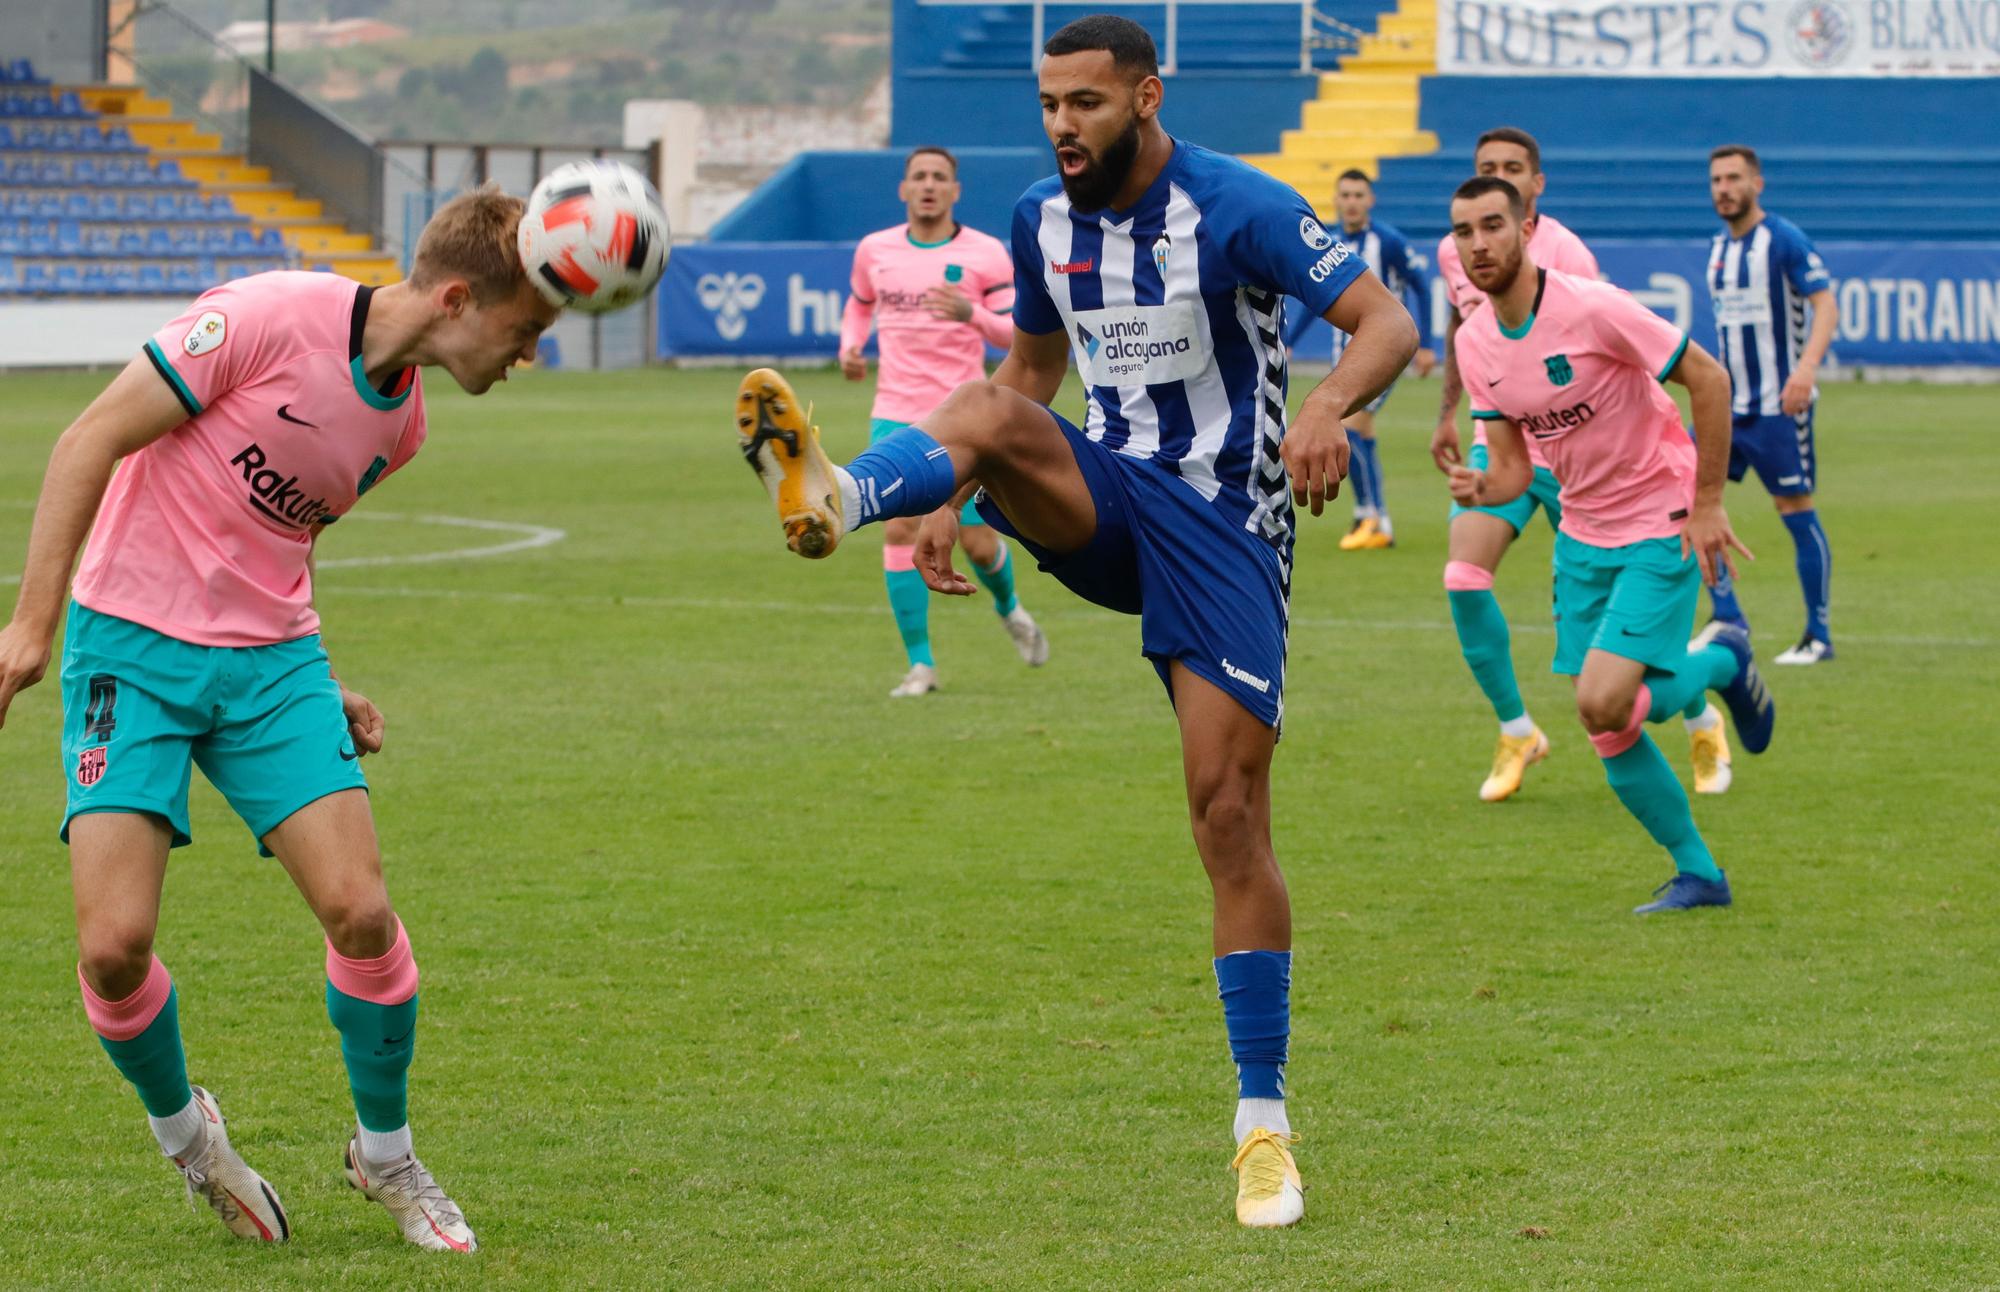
xmin=343 ymin=1137 xmax=477 ymax=1253
xmin=890 ymin=663 xmax=938 ymax=698
xmin=1003 ymin=606 xmax=1050 ymax=667
xmin=172 ymin=1086 xmax=291 ymax=1242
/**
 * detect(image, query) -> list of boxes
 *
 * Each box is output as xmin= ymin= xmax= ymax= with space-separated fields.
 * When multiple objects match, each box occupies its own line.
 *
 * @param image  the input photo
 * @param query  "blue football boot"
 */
xmin=1705 ymin=622 xmax=1774 ymax=754
xmin=1634 ymin=870 xmax=1732 ymax=914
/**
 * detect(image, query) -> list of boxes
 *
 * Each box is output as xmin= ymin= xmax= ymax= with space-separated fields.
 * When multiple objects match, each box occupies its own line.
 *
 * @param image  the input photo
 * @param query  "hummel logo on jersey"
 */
xmin=276 ymin=404 xmax=319 ymax=428
xmin=230 ymin=443 xmax=338 ymax=529
xmin=1220 ymin=659 xmax=1272 ymax=694
xmin=1051 ymin=259 xmax=1093 ymax=274
xmin=1515 ymin=400 xmax=1597 ymax=439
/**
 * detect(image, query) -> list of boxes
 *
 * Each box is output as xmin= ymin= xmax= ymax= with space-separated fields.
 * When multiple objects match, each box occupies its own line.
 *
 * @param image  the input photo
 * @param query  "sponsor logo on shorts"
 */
xmin=76 ymin=746 xmax=107 ymax=787
xmin=230 ymin=443 xmax=339 ymax=529
xmin=1220 ymin=658 xmax=1272 ymax=694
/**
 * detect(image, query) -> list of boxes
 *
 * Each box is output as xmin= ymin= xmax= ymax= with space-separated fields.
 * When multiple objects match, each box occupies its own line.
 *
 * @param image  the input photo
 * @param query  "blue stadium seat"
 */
xmin=228 ymin=226 xmax=260 ymax=254
xmin=202 ymin=227 xmax=233 ymax=253
xmin=101 ymin=157 xmax=133 ymax=185
xmin=118 ymin=228 xmax=144 ymax=255
xmin=0 ymin=252 xmax=14 ymax=292
xmin=0 ymin=228 xmax=20 ymax=255
xmin=71 ymin=157 xmax=102 ymax=186
xmin=146 ymin=227 xmax=174 ymax=255
xmin=8 ymin=59 xmax=43 ymax=85
xmin=103 ymin=124 xmax=135 ymax=151
xmin=86 ymin=228 xmax=118 ymax=256
xmin=54 ymin=264 xmax=81 ymax=291
xmin=31 ymin=192 xmax=60 ymax=218
xmin=22 ymin=263 xmax=54 ymax=294
xmin=16 ymin=124 xmax=45 ymax=149
xmin=55 ymin=219 xmax=82 ymax=254
xmin=81 ymin=265 xmax=110 ymax=293
xmin=93 ymin=192 xmax=119 ymax=219
xmin=34 ymin=159 xmax=65 ymax=184
xmin=73 ymin=124 xmax=103 ymax=152
xmin=0 ymin=123 xmax=11 ymax=148
xmin=155 ymin=159 xmax=183 ymax=185
xmin=55 ymin=92 xmax=85 ymax=118
xmin=23 ymin=94 xmax=53 ymax=119
xmin=169 ymin=264 xmax=203 ymax=293
xmin=108 ymin=265 xmax=139 ymax=295
xmin=25 ymin=226 xmax=52 ymax=255
xmin=258 ymin=228 xmax=286 ymax=253
xmin=207 ymin=193 xmax=239 ymax=220
xmin=48 ymin=124 xmax=77 ymax=150
xmin=139 ymin=264 xmax=169 ymax=294
xmin=171 ymin=227 xmax=204 ymax=254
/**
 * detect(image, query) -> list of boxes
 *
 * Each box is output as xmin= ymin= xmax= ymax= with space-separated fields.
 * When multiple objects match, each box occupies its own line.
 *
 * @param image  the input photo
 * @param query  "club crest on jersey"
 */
xmin=1152 ymin=233 xmax=1172 ymax=279
xmin=1544 ymin=354 xmax=1574 ymax=386
xmin=76 ymin=746 xmax=107 ymax=788
xmin=182 ymin=311 xmax=226 ymax=358
xmin=943 ymin=264 xmax=964 ymax=284
xmin=356 ymin=455 xmax=389 ymax=497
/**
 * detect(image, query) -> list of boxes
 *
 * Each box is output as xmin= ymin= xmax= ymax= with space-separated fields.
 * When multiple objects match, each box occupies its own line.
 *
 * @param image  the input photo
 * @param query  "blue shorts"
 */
xmin=59 ymin=601 xmax=366 ymax=854
xmin=1729 ymin=409 xmax=1815 ymax=496
xmin=1448 ymin=443 xmax=1564 ymax=535
xmin=870 ymin=418 xmax=985 ymax=527
xmin=974 ymin=409 xmax=1291 ymax=727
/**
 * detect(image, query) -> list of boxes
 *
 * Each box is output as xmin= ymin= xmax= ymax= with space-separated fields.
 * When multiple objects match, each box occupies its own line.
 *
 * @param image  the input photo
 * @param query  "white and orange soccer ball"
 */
xmin=516 ymin=160 xmax=670 ymax=315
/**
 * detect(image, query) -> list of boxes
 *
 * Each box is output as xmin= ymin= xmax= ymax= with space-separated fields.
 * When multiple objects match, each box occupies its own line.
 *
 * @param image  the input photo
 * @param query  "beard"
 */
xmin=1714 ymin=194 xmax=1747 ymax=218
xmin=1057 ymin=117 xmax=1141 ymax=211
xmin=1477 ymin=242 xmax=1527 ymax=296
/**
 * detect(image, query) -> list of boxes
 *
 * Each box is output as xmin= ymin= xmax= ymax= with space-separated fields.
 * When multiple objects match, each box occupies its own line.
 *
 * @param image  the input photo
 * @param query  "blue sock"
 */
xmin=971 ymin=540 xmax=1019 ymax=617
xmin=1707 ymin=564 xmax=1746 ymax=629
xmin=1782 ymin=508 xmax=1831 ymax=643
xmin=1344 ymin=430 xmax=1375 ymax=513
xmin=845 ymin=426 xmax=959 ymax=527
xmin=1357 ymin=435 xmax=1385 ymax=517
xmin=1602 ymin=734 xmax=1722 ymax=881
xmin=1214 ymin=950 xmax=1289 ymax=1099
xmin=884 ymin=567 xmax=935 ymax=667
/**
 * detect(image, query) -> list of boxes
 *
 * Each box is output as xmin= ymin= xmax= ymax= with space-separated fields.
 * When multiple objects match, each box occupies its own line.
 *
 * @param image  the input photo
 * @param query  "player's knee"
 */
xmin=319 ymin=890 xmax=397 ymax=960
xmin=1188 ymin=776 xmax=1262 ymax=853
xmin=1575 ymin=687 xmax=1635 ymax=735
xmin=77 ymin=924 xmax=155 ymax=998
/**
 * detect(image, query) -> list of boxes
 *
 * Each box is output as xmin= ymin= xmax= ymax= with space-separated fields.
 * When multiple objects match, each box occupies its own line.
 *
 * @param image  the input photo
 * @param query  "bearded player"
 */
xmin=0 ymin=185 xmax=558 ymax=1252
xmin=1429 ymin=128 xmax=1613 ymax=805
xmin=1445 ymin=177 xmax=1776 ymax=914
xmin=735 ymin=15 xmax=1416 ymax=1226
xmin=839 ymin=146 xmax=1049 ymax=697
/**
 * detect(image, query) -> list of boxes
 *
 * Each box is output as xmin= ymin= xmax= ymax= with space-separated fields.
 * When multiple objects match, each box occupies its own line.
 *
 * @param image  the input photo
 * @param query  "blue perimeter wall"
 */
xmin=710 ymin=148 xmax=1051 ymax=244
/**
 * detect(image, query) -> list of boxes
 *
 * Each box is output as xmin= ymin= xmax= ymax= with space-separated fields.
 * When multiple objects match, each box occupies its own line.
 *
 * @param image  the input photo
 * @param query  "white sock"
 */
xmin=1684 ymin=703 xmax=1721 ymax=732
xmin=1235 ymin=1097 xmax=1290 ymax=1144
xmin=357 ymin=1123 xmax=413 ymax=1163
xmin=833 ymin=466 xmax=861 ymax=532
xmin=150 ymin=1096 xmax=205 ymax=1158
xmin=1500 ymin=714 xmax=1536 ymax=739
xmin=1377 ymin=513 xmax=1394 ymax=538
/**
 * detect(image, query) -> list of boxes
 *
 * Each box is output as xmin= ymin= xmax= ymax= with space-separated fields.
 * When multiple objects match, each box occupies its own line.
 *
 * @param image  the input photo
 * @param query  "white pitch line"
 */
xmin=316 ymin=583 xmax=1999 ymax=649
xmin=0 ymin=510 xmax=565 ymax=584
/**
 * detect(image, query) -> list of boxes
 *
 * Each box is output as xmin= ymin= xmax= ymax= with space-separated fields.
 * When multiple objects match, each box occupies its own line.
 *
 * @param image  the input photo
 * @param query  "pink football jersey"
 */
xmin=1455 ymin=269 xmax=1696 ymax=549
xmin=840 ymin=223 xmax=1016 ymax=424
xmin=72 ymin=272 xmax=426 ymax=647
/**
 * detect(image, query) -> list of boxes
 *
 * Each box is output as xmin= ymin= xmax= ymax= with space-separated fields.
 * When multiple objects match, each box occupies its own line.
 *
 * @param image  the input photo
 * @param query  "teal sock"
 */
xmin=1448 ymin=589 xmax=1526 ymax=723
xmin=326 ymin=983 xmax=418 ymax=1134
xmin=98 ymin=986 xmax=194 ymax=1118
xmin=885 ymin=567 xmax=935 ymax=667
xmin=1644 ymin=644 xmax=1738 ymax=722
xmin=1602 ymin=734 xmax=1721 ymax=880
xmin=971 ymin=540 xmax=1019 ymax=617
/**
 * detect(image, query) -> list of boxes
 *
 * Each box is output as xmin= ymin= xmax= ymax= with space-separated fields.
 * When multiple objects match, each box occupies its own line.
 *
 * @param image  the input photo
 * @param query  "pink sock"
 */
xmin=1588 ymin=685 xmax=1651 ymax=759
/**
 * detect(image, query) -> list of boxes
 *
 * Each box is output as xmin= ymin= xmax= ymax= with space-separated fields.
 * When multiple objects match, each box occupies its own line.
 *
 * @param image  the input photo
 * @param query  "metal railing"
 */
xmin=917 ymin=0 xmax=1352 ymax=73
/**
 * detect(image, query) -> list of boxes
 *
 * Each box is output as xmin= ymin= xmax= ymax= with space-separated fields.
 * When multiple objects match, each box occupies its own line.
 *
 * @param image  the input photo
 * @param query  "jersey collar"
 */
xmin=1497 ymin=268 xmax=1546 ymax=341
xmin=347 ymin=283 xmax=416 ymax=412
xmin=905 ymin=223 xmax=960 ymax=249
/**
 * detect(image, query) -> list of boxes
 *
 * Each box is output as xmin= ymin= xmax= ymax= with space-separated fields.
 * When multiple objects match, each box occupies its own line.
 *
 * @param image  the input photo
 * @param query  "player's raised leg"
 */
xmin=1445 ymin=510 xmax=1549 ymax=802
xmin=71 ymin=812 xmax=291 ymax=1241
xmin=737 ymin=369 xmax=1098 ymax=561
xmin=265 ymin=790 xmax=475 ymax=1253
xmin=1169 ymin=664 xmax=1302 ymax=1228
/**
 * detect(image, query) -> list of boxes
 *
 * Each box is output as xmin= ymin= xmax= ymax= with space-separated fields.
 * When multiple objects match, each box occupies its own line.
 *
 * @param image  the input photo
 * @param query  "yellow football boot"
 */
xmin=1478 ymin=727 xmax=1550 ymax=802
xmin=1232 ymin=1127 xmax=1304 ymax=1228
xmin=1338 ymin=516 xmax=1383 ymax=550
xmin=1689 ymin=722 xmax=1733 ymax=794
xmin=736 ymin=368 xmax=844 ymax=558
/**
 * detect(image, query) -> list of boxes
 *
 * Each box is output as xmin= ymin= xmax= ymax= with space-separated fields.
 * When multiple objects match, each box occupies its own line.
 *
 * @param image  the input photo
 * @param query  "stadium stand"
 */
xmin=0 ymin=59 xmax=398 ymax=299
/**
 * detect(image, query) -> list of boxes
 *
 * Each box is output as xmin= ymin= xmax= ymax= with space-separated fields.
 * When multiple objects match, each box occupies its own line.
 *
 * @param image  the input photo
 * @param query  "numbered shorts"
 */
xmin=59 ymin=601 xmax=366 ymax=854
xmin=1729 ymin=409 xmax=1816 ymax=496
xmin=1550 ymin=534 xmax=1701 ymax=677
xmin=1448 ymin=443 xmax=1564 ymax=534
xmin=871 ymin=418 xmax=985 ymax=526
xmin=974 ymin=407 xmax=1292 ymax=728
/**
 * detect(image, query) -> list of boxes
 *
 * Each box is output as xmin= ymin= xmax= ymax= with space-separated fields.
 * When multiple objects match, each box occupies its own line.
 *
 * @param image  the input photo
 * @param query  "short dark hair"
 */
xmin=1709 ymin=143 xmax=1761 ymax=173
xmin=905 ymin=146 xmax=958 ymax=178
xmin=1452 ymin=175 xmax=1525 ymax=219
xmin=1043 ymin=14 xmax=1160 ymax=79
xmin=1337 ymin=168 xmax=1372 ymax=187
xmin=1474 ymin=126 xmax=1541 ymax=173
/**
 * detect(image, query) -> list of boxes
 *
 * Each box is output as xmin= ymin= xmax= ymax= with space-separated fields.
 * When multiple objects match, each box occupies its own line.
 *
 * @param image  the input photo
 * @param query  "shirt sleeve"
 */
xmin=971 ymin=237 xmax=1015 ymax=346
xmin=1777 ymin=224 xmax=1832 ymax=296
xmin=1555 ymin=227 xmax=1600 ymax=280
xmin=143 ymin=279 xmax=280 ymax=417
xmin=1584 ymin=279 xmax=1689 ymax=382
xmin=838 ymin=241 xmax=877 ymax=355
xmin=1009 ymin=197 xmax=1063 ymax=337
xmin=1225 ymin=181 xmax=1366 ymax=320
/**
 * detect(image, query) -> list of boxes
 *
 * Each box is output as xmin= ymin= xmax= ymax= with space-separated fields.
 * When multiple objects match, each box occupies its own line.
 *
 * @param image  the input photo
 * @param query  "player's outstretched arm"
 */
xmin=0 ymin=357 xmax=189 ymax=730
xmin=1286 ymin=273 xmax=1418 ymax=515
xmin=1668 ymin=340 xmax=1753 ymax=584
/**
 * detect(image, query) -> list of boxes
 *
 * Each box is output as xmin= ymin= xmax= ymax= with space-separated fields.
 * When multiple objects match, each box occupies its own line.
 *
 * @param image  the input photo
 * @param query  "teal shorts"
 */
xmin=1551 ymin=533 xmax=1701 ymax=677
xmin=59 ymin=601 xmax=366 ymax=854
xmin=870 ymin=418 xmax=984 ymax=527
xmin=1449 ymin=443 xmax=1563 ymax=534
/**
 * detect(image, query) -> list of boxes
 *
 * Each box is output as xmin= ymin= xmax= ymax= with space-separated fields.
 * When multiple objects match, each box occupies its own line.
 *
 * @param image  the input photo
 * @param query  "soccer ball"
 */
xmin=517 ymin=160 xmax=670 ymax=314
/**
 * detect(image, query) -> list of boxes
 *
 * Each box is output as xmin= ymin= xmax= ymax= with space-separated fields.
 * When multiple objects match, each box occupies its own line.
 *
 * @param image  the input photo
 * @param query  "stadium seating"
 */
xmin=931 ymin=2 xmax=1383 ymax=71
xmin=0 ymin=58 xmax=397 ymax=298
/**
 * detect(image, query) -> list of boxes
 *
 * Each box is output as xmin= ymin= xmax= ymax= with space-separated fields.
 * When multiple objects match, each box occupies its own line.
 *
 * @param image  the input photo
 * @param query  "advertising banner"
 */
xmin=667 ymin=240 xmax=2000 ymax=367
xmin=1438 ymin=0 xmax=2000 ymax=76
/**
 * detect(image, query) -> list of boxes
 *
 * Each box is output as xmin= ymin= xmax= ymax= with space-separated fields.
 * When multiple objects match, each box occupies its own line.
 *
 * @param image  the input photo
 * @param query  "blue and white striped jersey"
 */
xmin=1706 ymin=214 xmax=1832 ymax=416
xmin=1010 ymin=140 xmax=1367 ymax=546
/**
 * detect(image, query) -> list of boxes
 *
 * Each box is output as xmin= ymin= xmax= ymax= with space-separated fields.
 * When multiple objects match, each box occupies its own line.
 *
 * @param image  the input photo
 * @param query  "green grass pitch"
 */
xmin=1 ymin=365 xmax=1996 ymax=1289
